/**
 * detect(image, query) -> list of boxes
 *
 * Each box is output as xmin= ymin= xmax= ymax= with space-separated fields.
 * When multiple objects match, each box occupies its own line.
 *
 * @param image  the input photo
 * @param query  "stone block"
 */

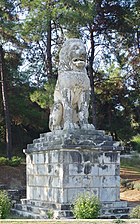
xmin=35 ymin=176 xmax=49 ymax=187
xmin=51 ymin=150 xmax=59 ymax=163
xmin=102 ymin=176 xmax=120 ymax=188
xmin=40 ymin=188 xmax=48 ymax=201
xmin=116 ymin=187 xmax=120 ymax=201
xmin=91 ymin=152 xmax=103 ymax=163
xmin=69 ymin=163 xmax=84 ymax=175
xmin=102 ymin=201 xmax=128 ymax=208
xmin=98 ymin=164 xmax=115 ymax=176
xmin=87 ymin=188 xmax=99 ymax=197
xmin=44 ymin=153 xmax=48 ymax=163
xmin=69 ymin=151 xmax=82 ymax=163
xmin=47 ymin=188 xmax=67 ymax=203
xmin=28 ymin=175 xmax=36 ymax=186
xmin=76 ymin=188 xmax=99 ymax=197
xmin=33 ymin=187 xmax=43 ymax=200
xmin=64 ymin=176 xmax=82 ymax=188
xmin=100 ymin=188 xmax=118 ymax=202
xmin=83 ymin=151 xmax=92 ymax=162
xmin=48 ymin=151 xmax=59 ymax=163
xmin=47 ymin=164 xmax=54 ymax=175
xmin=54 ymin=163 xmax=62 ymax=176
xmin=83 ymin=161 xmax=92 ymax=175
xmin=91 ymin=176 xmax=101 ymax=188
xmin=82 ymin=175 xmax=92 ymax=188
xmin=26 ymin=154 xmax=32 ymax=164
xmin=115 ymin=164 xmax=120 ymax=175
xmin=67 ymin=188 xmax=78 ymax=203
xmin=63 ymin=163 xmax=69 ymax=177
xmin=47 ymin=187 xmax=64 ymax=203
xmin=91 ymin=164 xmax=99 ymax=175
xmin=58 ymin=151 xmax=70 ymax=164
xmin=27 ymin=163 xmax=34 ymax=175
xmin=32 ymin=153 xmax=45 ymax=164
xmin=103 ymin=152 xmax=120 ymax=164
xmin=36 ymin=164 xmax=48 ymax=175
xmin=51 ymin=177 xmax=62 ymax=188
xmin=26 ymin=186 xmax=34 ymax=199
xmin=53 ymin=188 xmax=61 ymax=203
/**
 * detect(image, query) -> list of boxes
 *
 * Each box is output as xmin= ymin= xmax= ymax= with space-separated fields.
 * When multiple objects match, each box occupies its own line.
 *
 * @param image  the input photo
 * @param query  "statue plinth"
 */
xmin=13 ymin=129 xmax=129 ymax=219
xmin=25 ymin=129 xmax=121 ymax=153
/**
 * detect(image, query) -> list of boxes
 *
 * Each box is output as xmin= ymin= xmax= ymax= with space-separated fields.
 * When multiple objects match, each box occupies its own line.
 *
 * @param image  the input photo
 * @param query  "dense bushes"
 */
xmin=130 ymin=205 xmax=140 ymax=218
xmin=73 ymin=192 xmax=101 ymax=219
xmin=120 ymin=154 xmax=140 ymax=169
xmin=131 ymin=135 xmax=140 ymax=153
xmin=0 ymin=156 xmax=22 ymax=166
xmin=0 ymin=191 xmax=11 ymax=219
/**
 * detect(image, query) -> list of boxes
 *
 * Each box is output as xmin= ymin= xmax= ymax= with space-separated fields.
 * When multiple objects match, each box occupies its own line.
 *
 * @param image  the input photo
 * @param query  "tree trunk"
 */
xmin=46 ymin=20 xmax=52 ymax=78
xmin=0 ymin=45 xmax=12 ymax=159
xmin=88 ymin=29 xmax=97 ymax=128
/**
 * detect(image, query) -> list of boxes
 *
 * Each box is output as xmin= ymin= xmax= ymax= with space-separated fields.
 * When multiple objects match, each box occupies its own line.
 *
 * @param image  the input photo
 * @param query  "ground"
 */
xmin=0 ymin=165 xmax=26 ymax=189
xmin=0 ymin=164 xmax=140 ymax=205
xmin=120 ymin=168 xmax=140 ymax=206
xmin=1 ymin=220 xmax=140 ymax=224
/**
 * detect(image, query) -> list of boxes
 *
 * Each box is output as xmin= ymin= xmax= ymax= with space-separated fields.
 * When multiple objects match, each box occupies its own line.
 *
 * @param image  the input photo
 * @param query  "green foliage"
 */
xmin=47 ymin=209 xmax=54 ymax=219
xmin=0 ymin=191 xmax=11 ymax=219
xmin=8 ymin=156 xmax=22 ymax=167
xmin=30 ymin=81 xmax=55 ymax=108
xmin=131 ymin=135 xmax=140 ymax=152
xmin=0 ymin=156 xmax=22 ymax=166
xmin=120 ymin=154 xmax=140 ymax=170
xmin=130 ymin=205 xmax=140 ymax=219
xmin=95 ymin=64 xmax=136 ymax=142
xmin=73 ymin=192 xmax=101 ymax=219
xmin=134 ymin=182 xmax=140 ymax=191
xmin=113 ymin=220 xmax=126 ymax=224
xmin=0 ymin=157 xmax=9 ymax=166
xmin=120 ymin=179 xmax=134 ymax=190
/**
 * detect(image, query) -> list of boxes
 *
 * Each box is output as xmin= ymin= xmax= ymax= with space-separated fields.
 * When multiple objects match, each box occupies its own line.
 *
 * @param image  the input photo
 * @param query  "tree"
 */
xmin=95 ymin=64 xmax=136 ymax=141
xmin=0 ymin=0 xmax=21 ymax=158
xmin=0 ymin=45 xmax=12 ymax=158
xmin=60 ymin=0 xmax=139 ymax=137
xmin=17 ymin=0 xmax=139 ymax=144
xmin=19 ymin=0 xmax=67 ymax=83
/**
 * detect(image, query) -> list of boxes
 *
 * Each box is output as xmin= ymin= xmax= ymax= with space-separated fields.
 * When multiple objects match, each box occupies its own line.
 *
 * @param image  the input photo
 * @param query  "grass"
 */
xmin=120 ymin=154 xmax=140 ymax=173
xmin=1 ymin=220 xmax=140 ymax=224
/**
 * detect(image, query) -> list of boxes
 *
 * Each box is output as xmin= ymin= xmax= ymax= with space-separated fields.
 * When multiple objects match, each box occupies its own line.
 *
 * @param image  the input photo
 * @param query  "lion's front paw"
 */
xmin=81 ymin=124 xmax=95 ymax=130
xmin=63 ymin=122 xmax=79 ymax=130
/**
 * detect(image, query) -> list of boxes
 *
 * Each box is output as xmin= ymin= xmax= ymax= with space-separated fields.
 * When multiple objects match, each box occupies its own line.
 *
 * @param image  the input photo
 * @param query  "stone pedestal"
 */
xmin=13 ymin=129 xmax=129 ymax=218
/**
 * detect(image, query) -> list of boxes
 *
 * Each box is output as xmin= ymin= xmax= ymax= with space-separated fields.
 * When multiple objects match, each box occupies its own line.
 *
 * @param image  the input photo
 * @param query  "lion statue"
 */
xmin=49 ymin=38 xmax=95 ymax=131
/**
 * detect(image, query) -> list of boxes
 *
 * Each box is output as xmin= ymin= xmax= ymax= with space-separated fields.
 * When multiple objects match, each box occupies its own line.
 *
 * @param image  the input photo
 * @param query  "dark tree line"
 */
xmin=0 ymin=0 xmax=140 ymax=157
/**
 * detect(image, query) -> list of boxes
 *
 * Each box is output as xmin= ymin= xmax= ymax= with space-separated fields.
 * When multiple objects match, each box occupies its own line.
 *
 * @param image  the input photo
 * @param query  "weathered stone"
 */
xmin=49 ymin=38 xmax=94 ymax=131
xmin=25 ymin=129 xmax=122 ymax=153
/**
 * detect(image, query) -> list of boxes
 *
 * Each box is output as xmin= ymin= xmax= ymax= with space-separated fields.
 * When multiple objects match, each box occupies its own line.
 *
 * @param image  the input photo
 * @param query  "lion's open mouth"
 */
xmin=73 ymin=58 xmax=85 ymax=63
xmin=72 ymin=58 xmax=86 ymax=67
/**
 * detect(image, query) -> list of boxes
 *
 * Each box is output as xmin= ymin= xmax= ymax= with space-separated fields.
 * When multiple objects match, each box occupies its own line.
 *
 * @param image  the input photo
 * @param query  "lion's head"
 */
xmin=59 ymin=38 xmax=87 ymax=72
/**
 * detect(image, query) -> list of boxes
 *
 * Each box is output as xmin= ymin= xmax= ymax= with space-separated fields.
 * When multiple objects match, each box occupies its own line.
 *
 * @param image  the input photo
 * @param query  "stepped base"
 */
xmin=100 ymin=201 xmax=130 ymax=219
xmin=15 ymin=129 xmax=128 ymax=219
xmin=12 ymin=200 xmax=130 ymax=219
xmin=12 ymin=200 xmax=73 ymax=219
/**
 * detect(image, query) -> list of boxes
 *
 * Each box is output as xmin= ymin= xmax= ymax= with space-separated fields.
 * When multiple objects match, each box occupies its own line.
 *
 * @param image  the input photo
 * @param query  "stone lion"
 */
xmin=49 ymin=38 xmax=95 ymax=131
